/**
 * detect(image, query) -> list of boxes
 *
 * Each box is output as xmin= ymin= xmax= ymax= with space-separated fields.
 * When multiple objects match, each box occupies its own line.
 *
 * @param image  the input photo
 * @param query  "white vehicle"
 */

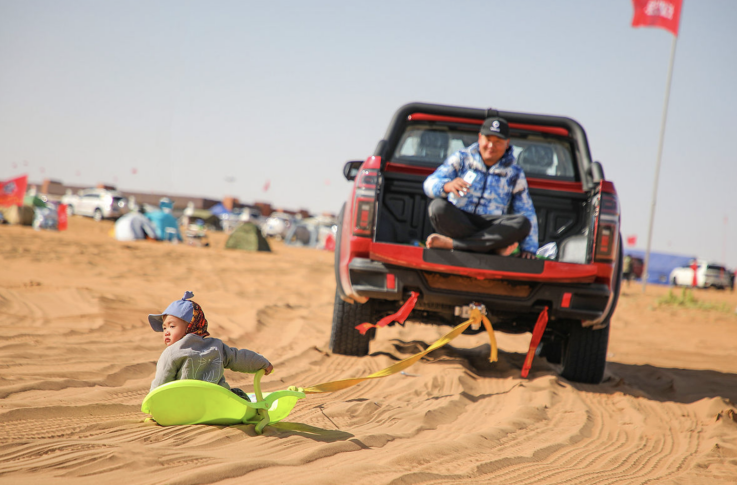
xmin=669 ymin=260 xmax=732 ymax=289
xmin=61 ymin=188 xmax=129 ymax=221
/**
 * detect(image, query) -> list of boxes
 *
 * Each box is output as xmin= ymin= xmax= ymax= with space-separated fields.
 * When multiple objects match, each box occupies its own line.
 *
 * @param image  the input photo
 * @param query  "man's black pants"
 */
xmin=428 ymin=198 xmax=531 ymax=253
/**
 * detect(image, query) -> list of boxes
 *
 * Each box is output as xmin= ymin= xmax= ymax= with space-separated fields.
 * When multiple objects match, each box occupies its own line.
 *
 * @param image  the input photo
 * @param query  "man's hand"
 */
xmin=264 ymin=364 xmax=273 ymax=375
xmin=520 ymin=251 xmax=537 ymax=260
xmin=443 ymin=178 xmax=470 ymax=197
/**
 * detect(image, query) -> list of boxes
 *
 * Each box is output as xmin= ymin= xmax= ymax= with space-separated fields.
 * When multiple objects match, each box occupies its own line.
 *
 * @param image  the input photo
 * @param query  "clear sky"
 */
xmin=1 ymin=1 xmax=736 ymax=267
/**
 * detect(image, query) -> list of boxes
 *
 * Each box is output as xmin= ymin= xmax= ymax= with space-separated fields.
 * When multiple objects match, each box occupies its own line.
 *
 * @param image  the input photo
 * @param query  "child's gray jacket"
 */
xmin=150 ymin=334 xmax=270 ymax=391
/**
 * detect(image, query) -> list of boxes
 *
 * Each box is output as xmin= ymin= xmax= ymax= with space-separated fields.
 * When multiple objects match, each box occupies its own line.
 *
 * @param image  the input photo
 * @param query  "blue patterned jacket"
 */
xmin=423 ymin=143 xmax=539 ymax=253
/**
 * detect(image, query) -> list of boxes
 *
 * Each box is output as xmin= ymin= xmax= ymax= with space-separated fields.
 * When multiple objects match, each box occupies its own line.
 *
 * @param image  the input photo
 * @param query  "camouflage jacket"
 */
xmin=423 ymin=143 xmax=539 ymax=253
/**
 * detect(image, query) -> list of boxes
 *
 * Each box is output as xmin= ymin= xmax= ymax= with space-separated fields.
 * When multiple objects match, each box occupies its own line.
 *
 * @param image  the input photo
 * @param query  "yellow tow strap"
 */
xmin=300 ymin=309 xmax=497 ymax=394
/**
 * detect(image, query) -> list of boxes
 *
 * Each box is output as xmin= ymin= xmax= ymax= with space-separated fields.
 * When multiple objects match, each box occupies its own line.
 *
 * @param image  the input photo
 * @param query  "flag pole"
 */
xmin=642 ymin=34 xmax=678 ymax=293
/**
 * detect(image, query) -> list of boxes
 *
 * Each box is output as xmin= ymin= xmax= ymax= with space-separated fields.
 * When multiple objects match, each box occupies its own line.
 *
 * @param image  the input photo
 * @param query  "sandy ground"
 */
xmin=1 ymin=217 xmax=737 ymax=485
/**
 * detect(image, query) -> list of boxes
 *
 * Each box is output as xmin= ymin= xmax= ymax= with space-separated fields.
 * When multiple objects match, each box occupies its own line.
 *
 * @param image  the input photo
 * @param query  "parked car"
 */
xmin=61 ymin=188 xmax=129 ymax=221
xmin=332 ymin=102 xmax=622 ymax=384
xmin=669 ymin=260 xmax=732 ymax=289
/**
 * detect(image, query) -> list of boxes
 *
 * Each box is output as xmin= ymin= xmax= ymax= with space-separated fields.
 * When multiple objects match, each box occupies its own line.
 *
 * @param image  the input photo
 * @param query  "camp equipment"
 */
xmin=225 ymin=222 xmax=271 ymax=252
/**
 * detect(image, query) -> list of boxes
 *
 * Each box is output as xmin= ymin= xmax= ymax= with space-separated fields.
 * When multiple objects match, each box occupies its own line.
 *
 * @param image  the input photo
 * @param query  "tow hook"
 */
xmin=454 ymin=302 xmax=487 ymax=330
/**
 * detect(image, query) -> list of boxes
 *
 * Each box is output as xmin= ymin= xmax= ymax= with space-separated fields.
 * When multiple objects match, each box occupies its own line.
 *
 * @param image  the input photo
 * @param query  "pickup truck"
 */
xmin=331 ymin=103 xmax=622 ymax=384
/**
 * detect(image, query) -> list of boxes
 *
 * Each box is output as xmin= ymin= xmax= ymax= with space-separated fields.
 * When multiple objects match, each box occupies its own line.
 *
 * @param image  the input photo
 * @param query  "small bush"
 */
xmin=656 ymin=288 xmax=732 ymax=313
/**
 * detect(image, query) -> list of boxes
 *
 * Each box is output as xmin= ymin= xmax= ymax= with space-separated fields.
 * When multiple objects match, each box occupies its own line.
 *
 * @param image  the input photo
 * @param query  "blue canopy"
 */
xmin=208 ymin=203 xmax=230 ymax=217
xmin=624 ymin=248 xmax=696 ymax=285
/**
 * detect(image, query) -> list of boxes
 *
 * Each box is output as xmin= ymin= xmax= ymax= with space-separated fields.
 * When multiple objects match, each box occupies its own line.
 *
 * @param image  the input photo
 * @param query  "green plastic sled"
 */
xmin=141 ymin=370 xmax=305 ymax=433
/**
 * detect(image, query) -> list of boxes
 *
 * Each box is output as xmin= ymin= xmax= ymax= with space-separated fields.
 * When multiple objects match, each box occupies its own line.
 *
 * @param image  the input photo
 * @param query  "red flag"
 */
xmin=263 ymin=179 xmax=271 ymax=192
xmin=632 ymin=0 xmax=683 ymax=36
xmin=0 ymin=175 xmax=28 ymax=207
xmin=58 ymin=204 xmax=68 ymax=231
xmin=626 ymin=235 xmax=637 ymax=247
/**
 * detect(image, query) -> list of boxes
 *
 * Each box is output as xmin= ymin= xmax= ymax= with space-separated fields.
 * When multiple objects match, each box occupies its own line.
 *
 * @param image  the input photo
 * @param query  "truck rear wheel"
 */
xmin=330 ymin=288 xmax=375 ymax=356
xmin=559 ymin=322 xmax=610 ymax=384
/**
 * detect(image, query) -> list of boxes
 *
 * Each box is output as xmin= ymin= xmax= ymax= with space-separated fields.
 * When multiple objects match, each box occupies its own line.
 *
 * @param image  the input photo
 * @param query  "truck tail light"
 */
xmin=352 ymin=168 xmax=379 ymax=237
xmin=593 ymin=191 xmax=619 ymax=263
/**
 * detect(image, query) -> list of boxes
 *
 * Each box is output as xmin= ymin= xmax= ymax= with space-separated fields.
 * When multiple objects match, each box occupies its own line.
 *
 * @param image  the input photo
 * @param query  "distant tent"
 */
xmin=209 ymin=203 xmax=230 ymax=217
xmin=115 ymin=212 xmax=158 ymax=241
xmin=283 ymin=219 xmax=337 ymax=250
xmin=186 ymin=209 xmax=221 ymax=230
xmin=625 ymin=248 xmax=696 ymax=285
xmin=225 ymin=222 xmax=271 ymax=252
xmin=24 ymin=195 xmax=47 ymax=208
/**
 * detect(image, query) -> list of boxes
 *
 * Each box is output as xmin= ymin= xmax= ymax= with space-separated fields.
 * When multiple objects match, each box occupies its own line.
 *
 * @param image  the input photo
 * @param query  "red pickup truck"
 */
xmin=331 ymin=103 xmax=622 ymax=384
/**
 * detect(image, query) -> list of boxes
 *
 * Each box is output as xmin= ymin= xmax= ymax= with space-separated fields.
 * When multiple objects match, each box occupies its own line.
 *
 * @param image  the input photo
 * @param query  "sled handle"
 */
xmin=252 ymin=369 xmax=269 ymax=434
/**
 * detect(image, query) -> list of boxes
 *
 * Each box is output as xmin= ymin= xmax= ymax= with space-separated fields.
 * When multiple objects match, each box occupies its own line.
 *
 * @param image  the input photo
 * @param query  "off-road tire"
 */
xmin=559 ymin=323 xmax=610 ymax=384
xmin=93 ymin=208 xmax=103 ymax=222
xmin=329 ymin=288 xmax=375 ymax=356
xmin=558 ymin=237 xmax=621 ymax=384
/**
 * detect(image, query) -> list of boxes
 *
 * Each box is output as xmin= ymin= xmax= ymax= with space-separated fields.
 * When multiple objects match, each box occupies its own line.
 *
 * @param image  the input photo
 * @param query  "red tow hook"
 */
xmin=521 ymin=307 xmax=549 ymax=378
xmin=355 ymin=291 xmax=420 ymax=335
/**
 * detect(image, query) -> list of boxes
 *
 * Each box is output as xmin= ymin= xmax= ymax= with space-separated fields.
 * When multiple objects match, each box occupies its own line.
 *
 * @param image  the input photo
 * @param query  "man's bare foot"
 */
xmin=495 ymin=242 xmax=519 ymax=256
xmin=426 ymin=233 xmax=453 ymax=250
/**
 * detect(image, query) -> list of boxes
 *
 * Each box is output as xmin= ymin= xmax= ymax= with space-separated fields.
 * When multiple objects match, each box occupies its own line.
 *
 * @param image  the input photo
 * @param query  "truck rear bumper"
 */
xmin=349 ymin=257 xmax=611 ymax=322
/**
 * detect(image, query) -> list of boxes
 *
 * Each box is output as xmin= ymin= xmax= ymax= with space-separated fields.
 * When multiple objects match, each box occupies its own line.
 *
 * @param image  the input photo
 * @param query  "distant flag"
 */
xmin=132 ymin=168 xmax=138 ymax=175
xmin=631 ymin=0 xmax=683 ymax=36
xmin=58 ymin=204 xmax=68 ymax=231
xmin=626 ymin=235 xmax=638 ymax=247
xmin=324 ymin=179 xmax=331 ymax=186
xmin=0 ymin=175 xmax=28 ymax=207
xmin=263 ymin=179 xmax=271 ymax=192
xmin=633 ymin=0 xmax=683 ymax=293
xmin=39 ymin=167 xmax=45 ymax=173
xmin=75 ymin=170 xmax=81 ymax=176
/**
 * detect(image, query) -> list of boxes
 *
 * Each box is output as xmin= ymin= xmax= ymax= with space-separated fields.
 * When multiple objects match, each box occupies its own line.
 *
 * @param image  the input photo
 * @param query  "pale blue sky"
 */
xmin=1 ymin=1 xmax=736 ymax=266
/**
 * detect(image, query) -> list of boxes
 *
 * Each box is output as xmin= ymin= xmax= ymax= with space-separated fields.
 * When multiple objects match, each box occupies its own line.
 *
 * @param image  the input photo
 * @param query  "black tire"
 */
xmin=329 ymin=288 xmax=376 ymax=356
xmin=559 ymin=323 xmax=610 ymax=384
xmin=93 ymin=208 xmax=103 ymax=222
xmin=557 ymin=235 xmax=620 ymax=384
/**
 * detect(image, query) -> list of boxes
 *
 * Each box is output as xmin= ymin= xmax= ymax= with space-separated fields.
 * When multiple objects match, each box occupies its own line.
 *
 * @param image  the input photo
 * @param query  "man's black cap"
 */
xmin=479 ymin=117 xmax=510 ymax=139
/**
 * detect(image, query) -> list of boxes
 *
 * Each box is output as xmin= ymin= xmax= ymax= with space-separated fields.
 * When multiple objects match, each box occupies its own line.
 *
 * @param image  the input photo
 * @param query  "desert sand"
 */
xmin=1 ymin=217 xmax=736 ymax=484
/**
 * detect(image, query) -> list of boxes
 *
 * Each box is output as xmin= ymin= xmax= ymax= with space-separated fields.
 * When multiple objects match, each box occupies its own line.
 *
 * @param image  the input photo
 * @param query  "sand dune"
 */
xmin=1 ymin=217 xmax=736 ymax=484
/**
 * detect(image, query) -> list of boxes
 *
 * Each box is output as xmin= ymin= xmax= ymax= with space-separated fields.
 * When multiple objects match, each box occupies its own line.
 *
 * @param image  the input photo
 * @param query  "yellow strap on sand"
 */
xmin=300 ymin=309 xmax=497 ymax=394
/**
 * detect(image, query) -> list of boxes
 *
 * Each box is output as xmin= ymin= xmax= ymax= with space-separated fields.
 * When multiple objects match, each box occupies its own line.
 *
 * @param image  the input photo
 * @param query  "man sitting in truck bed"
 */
xmin=422 ymin=117 xmax=538 ymax=259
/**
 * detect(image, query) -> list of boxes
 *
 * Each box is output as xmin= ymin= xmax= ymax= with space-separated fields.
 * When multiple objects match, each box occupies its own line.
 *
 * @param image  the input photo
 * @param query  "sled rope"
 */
xmin=298 ymin=307 xmax=497 ymax=394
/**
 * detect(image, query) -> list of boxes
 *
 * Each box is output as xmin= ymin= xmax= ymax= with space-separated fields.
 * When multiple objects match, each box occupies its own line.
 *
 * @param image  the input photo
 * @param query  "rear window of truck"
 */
xmin=392 ymin=123 xmax=578 ymax=181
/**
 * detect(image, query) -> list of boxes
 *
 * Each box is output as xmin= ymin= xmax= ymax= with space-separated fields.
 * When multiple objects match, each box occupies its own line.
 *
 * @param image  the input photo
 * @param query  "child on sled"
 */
xmin=148 ymin=291 xmax=272 ymax=401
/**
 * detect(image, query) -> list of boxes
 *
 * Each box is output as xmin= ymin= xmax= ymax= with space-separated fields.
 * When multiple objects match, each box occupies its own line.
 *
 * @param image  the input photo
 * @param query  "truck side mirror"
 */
xmin=343 ymin=161 xmax=364 ymax=181
xmin=590 ymin=161 xmax=605 ymax=183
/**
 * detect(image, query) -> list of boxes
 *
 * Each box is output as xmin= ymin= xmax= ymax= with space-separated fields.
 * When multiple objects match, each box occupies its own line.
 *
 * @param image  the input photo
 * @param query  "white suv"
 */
xmin=62 ymin=189 xmax=129 ymax=221
xmin=669 ymin=260 xmax=732 ymax=289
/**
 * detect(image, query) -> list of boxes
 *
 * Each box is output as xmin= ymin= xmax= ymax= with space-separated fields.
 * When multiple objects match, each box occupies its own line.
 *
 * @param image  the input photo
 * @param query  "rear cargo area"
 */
xmin=375 ymin=169 xmax=591 ymax=262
